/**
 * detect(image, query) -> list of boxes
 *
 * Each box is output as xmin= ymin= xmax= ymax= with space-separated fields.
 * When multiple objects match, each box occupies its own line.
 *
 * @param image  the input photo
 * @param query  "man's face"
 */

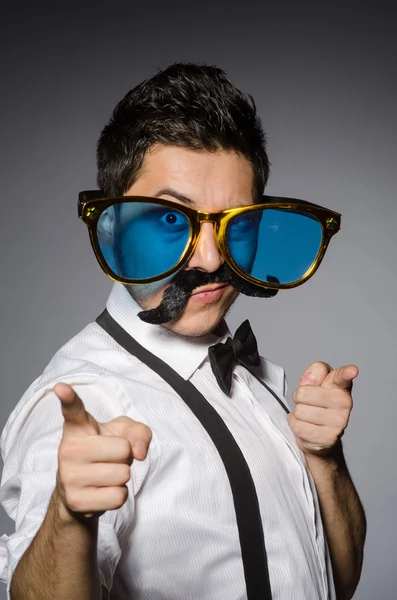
xmin=124 ymin=144 xmax=255 ymax=337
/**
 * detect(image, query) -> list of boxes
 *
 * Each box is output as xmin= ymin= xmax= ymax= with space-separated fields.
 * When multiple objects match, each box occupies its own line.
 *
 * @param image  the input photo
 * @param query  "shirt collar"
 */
xmin=106 ymin=283 xmax=230 ymax=380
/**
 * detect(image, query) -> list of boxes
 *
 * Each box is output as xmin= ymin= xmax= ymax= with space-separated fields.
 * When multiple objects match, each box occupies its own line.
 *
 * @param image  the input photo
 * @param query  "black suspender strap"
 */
xmin=252 ymin=374 xmax=290 ymax=415
xmin=96 ymin=309 xmax=273 ymax=600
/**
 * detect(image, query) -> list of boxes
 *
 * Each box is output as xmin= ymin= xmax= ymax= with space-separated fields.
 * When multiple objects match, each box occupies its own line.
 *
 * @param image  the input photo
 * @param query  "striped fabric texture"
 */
xmin=0 ymin=283 xmax=334 ymax=599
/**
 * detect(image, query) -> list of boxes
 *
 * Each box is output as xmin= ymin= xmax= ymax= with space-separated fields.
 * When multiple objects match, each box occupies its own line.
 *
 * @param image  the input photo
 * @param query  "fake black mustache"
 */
xmin=138 ymin=264 xmax=279 ymax=325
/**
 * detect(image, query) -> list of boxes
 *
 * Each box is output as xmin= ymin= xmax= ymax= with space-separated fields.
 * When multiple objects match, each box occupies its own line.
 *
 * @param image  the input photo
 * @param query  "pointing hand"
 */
xmin=54 ymin=382 xmax=152 ymax=519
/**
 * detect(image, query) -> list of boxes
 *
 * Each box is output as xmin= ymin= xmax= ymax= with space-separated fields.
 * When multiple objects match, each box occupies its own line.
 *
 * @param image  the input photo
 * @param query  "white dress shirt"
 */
xmin=0 ymin=283 xmax=335 ymax=599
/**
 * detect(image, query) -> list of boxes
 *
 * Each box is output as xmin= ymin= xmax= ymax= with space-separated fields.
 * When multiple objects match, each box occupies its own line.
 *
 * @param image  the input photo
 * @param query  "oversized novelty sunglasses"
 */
xmin=78 ymin=191 xmax=341 ymax=289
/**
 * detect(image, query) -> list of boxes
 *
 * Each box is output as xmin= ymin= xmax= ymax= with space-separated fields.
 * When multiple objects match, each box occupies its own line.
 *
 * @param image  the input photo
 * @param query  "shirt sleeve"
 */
xmin=0 ymin=376 xmax=149 ymax=596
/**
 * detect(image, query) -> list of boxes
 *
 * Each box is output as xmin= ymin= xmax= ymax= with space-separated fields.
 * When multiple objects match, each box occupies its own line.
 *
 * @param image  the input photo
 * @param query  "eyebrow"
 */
xmin=153 ymin=188 xmax=197 ymax=207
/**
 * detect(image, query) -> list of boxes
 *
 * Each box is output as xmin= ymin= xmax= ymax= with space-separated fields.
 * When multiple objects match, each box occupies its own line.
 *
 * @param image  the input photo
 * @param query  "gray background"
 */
xmin=1 ymin=1 xmax=396 ymax=598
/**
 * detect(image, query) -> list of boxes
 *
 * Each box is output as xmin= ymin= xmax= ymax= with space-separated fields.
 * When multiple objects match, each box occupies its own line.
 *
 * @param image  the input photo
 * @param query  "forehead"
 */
xmin=125 ymin=144 xmax=255 ymax=210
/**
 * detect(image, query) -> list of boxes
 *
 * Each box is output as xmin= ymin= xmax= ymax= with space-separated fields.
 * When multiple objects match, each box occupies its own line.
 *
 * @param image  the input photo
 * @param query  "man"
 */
xmin=0 ymin=63 xmax=366 ymax=600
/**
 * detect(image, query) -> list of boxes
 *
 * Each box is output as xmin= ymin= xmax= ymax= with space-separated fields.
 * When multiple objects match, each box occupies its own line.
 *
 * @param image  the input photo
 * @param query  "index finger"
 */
xmin=322 ymin=365 xmax=359 ymax=390
xmin=54 ymin=383 xmax=99 ymax=434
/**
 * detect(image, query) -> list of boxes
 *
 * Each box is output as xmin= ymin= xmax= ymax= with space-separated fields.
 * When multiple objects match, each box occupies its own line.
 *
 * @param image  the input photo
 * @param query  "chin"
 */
xmin=167 ymin=321 xmax=219 ymax=338
xmin=166 ymin=320 xmax=221 ymax=338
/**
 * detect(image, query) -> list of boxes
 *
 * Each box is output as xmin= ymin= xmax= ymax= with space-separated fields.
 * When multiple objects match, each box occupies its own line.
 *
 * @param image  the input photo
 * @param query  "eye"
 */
xmin=231 ymin=215 xmax=250 ymax=228
xmin=160 ymin=210 xmax=189 ymax=231
xmin=229 ymin=212 xmax=261 ymax=231
xmin=164 ymin=212 xmax=178 ymax=224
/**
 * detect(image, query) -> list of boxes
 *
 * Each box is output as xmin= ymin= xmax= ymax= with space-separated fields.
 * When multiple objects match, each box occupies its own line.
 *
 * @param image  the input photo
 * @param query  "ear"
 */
xmin=97 ymin=206 xmax=116 ymax=247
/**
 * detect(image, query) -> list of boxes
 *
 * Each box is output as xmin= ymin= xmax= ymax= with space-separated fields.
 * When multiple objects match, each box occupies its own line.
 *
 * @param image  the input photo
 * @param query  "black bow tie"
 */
xmin=208 ymin=320 xmax=260 ymax=395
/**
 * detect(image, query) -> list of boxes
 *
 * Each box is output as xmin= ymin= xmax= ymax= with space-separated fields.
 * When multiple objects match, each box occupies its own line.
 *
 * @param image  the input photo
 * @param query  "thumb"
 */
xmin=54 ymin=383 xmax=99 ymax=434
xmin=322 ymin=365 xmax=359 ymax=390
xmin=299 ymin=361 xmax=332 ymax=386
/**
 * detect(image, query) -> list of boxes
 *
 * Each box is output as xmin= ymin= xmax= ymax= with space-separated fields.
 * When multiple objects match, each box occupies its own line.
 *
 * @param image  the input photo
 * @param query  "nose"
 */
xmin=187 ymin=222 xmax=223 ymax=272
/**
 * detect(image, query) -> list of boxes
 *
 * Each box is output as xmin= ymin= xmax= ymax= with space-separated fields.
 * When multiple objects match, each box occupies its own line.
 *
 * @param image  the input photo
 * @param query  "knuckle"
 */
xmin=294 ymin=403 xmax=305 ymax=419
xmin=142 ymin=424 xmax=153 ymax=441
xmin=287 ymin=414 xmax=295 ymax=430
xmin=58 ymin=441 xmax=74 ymax=462
xmin=314 ymin=360 xmax=332 ymax=373
xmin=60 ymin=467 xmax=78 ymax=487
xmin=328 ymin=434 xmax=339 ymax=448
xmin=59 ymin=437 xmax=85 ymax=462
xmin=119 ymin=464 xmax=131 ymax=484
xmin=64 ymin=489 xmax=81 ymax=512
xmin=295 ymin=387 xmax=307 ymax=404
xmin=339 ymin=394 xmax=353 ymax=410
xmin=134 ymin=422 xmax=152 ymax=442
xmin=335 ymin=413 xmax=348 ymax=430
xmin=292 ymin=419 xmax=305 ymax=437
xmin=118 ymin=438 xmax=132 ymax=461
xmin=311 ymin=361 xmax=323 ymax=368
xmin=323 ymin=429 xmax=338 ymax=447
xmin=111 ymin=486 xmax=128 ymax=509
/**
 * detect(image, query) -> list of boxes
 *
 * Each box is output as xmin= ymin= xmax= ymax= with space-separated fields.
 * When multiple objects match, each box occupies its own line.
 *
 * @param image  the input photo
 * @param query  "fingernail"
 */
xmin=301 ymin=372 xmax=316 ymax=384
xmin=133 ymin=441 xmax=148 ymax=459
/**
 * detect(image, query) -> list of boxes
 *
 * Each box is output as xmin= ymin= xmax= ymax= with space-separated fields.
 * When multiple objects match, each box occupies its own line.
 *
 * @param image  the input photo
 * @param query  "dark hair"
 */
xmin=97 ymin=62 xmax=270 ymax=200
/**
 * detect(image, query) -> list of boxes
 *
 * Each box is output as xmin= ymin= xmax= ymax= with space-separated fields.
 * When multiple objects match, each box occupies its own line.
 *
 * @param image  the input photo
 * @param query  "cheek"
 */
xmin=128 ymin=272 xmax=175 ymax=303
xmin=225 ymin=286 xmax=239 ymax=303
xmin=210 ymin=285 xmax=239 ymax=312
xmin=129 ymin=282 xmax=165 ymax=301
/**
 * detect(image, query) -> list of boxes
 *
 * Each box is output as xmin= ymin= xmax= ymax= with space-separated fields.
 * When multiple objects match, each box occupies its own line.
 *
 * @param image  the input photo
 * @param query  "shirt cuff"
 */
xmin=0 ymin=529 xmax=38 ymax=598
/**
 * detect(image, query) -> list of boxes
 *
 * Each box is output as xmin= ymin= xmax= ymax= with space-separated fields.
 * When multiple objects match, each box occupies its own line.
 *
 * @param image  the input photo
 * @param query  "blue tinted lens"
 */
xmin=97 ymin=201 xmax=191 ymax=280
xmin=227 ymin=208 xmax=323 ymax=285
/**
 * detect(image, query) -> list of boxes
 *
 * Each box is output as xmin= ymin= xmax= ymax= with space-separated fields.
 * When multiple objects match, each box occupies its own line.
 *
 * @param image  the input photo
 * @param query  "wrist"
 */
xmin=52 ymin=487 xmax=99 ymax=533
xmin=304 ymin=441 xmax=347 ymax=473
